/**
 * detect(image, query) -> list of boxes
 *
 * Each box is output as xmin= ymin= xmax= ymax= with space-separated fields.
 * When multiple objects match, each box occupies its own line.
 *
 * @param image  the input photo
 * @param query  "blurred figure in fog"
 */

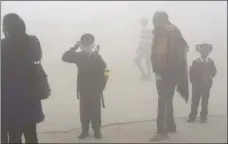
xmin=134 ymin=17 xmax=153 ymax=81
xmin=187 ymin=43 xmax=217 ymax=123
xmin=1 ymin=13 xmax=45 ymax=143
xmin=62 ymin=34 xmax=107 ymax=139
xmin=150 ymin=11 xmax=189 ymax=142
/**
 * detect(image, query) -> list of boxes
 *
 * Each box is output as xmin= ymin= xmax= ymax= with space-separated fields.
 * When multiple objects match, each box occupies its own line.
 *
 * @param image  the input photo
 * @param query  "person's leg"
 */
xmin=79 ymin=96 xmax=91 ymax=139
xmin=134 ymin=51 xmax=146 ymax=79
xmin=22 ymin=124 xmax=38 ymax=144
xmin=165 ymin=80 xmax=176 ymax=133
xmin=151 ymin=78 xmax=169 ymax=142
xmin=8 ymin=127 xmax=22 ymax=143
xmin=156 ymin=79 xmax=167 ymax=134
xmin=200 ymin=83 xmax=211 ymax=123
xmin=91 ymin=95 xmax=102 ymax=139
xmin=188 ymin=84 xmax=202 ymax=122
xmin=155 ymin=77 xmax=168 ymax=134
xmin=1 ymin=128 xmax=8 ymax=143
xmin=145 ymin=55 xmax=152 ymax=80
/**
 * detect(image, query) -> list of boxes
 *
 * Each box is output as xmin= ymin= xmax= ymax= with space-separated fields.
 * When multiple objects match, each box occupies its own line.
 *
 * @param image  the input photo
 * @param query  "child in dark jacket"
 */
xmin=62 ymin=33 xmax=107 ymax=139
xmin=187 ymin=43 xmax=217 ymax=123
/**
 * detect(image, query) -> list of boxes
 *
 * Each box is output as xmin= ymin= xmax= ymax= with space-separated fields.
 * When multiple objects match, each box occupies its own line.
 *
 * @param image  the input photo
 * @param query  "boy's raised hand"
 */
xmin=71 ymin=41 xmax=81 ymax=51
xmin=74 ymin=41 xmax=81 ymax=48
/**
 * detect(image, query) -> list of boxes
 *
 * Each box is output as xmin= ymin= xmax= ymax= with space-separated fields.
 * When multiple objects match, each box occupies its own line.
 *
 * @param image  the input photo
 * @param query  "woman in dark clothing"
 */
xmin=1 ymin=13 xmax=45 ymax=143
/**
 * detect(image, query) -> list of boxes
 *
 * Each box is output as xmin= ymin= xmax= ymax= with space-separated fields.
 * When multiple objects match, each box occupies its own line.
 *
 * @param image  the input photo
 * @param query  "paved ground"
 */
xmin=38 ymin=116 xmax=227 ymax=143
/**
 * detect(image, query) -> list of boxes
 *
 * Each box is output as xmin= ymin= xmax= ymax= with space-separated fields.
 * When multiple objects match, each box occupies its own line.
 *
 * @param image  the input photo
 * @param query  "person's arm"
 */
xmin=62 ymin=45 xmax=81 ymax=64
xmin=182 ymin=38 xmax=189 ymax=52
xmin=29 ymin=35 xmax=42 ymax=61
xmin=84 ymin=53 xmax=108 ymax=93
xmin=210 ymin=59 xmax=217 ymax=79
xmin=98 ymin=54 xmax=107 ymax=70
xmin=189 ymin=61 xmax=196 ymax=84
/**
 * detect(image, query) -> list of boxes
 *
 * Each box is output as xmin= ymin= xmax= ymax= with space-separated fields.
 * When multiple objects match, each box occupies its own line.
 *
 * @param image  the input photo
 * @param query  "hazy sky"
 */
xmin=1 ymin=1 xmax=227 ymax=73
xmin=1 ymin=1 xmax=226 ymax=53
xmin=1 ymin=1 xmax=227 ymax=71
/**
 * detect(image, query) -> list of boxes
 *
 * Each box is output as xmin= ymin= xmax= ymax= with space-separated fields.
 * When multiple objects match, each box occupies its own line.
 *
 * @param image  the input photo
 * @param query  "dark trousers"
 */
xmin=156 ymin=73 xmax=176 ymax=134
xmin=189 ymin=82 xmax=212 ymax=120
xmin=1 ymin=124 xmax=38 ymax=143
xmin=80 ymin=92 xmax=101 ymax=134
xmin=1 ymin=128 xmax=8 ymax=143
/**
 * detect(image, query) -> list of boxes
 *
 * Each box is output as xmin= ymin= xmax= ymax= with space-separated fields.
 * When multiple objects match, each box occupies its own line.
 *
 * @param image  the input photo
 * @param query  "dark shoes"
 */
xmin=94 ymin=132 xmax=102 ymax=139
xmin=151 ymin=133 xmax=169 ymax=142
xmin=200 ymin=117 xmax=208 ymax=123
xmin=78 ymin=132 xmax=89 ymax=139
xmin=187 ymin=116 xmax=207 ymax=123
xmin=156 ymin=129 xmax=177 ymax=134
xmin=167 ymin=128 xmax=177 ymax=133
xmin=187 ymin=118 xmax=196 ymax=123
xmin=78 ymin=132 xmax=103 ymax=139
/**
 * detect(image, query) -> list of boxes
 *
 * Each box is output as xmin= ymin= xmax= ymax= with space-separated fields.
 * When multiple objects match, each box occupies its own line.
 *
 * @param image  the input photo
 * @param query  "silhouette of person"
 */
xmin=150 ymin=11 xmax=189 ymax=142
xmin=188 ymin=43 xmax=217 ymax=123
xmin=1 ymin=13 xmax=45 ymax=143
xmin=134 ymin=18 xmax=152 ymax=81
xmin=62 ymin=34 xmax=107 ymax=139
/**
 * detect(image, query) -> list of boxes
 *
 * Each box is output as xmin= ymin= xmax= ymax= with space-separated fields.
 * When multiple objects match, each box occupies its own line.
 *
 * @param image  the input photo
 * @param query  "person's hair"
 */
xmin=2 ymin=13 xmax=31 ymax=58
xmin=153 ymin=11 xmax=169 ymax=26
xmin=196 ymin=43 xmax=212 ymax=52
xmin=80 ymin=33 xmax=95 ymax=46
xmin=3 ymin=13 xmax=26 ymax=38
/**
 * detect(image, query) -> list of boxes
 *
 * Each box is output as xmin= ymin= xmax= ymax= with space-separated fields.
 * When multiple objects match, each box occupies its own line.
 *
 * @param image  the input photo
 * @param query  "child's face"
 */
xmin=199 ymin=45 xmax=211 ymax=59
xmin=81 ymin=44 xmax=95 ymax=53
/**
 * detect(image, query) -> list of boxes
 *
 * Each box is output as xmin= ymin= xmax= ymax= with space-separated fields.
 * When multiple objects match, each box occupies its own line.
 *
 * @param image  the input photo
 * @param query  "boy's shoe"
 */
xmin=150 ymin=133 xmax=169 ymax=142
xmin=156 ymin=129 xmax=177 ymax=134
xmin=78 ymin=132 xmax=89 ymax=139
xmin=200 ymin=118 xmax=208 ymax=123
xmin=94 ymin=132 xmax=102 ymax=139
xmin=167 ymin=128 xmax=177 ymax=133
xmin=187 ymin=118 xmax=196 ymax=123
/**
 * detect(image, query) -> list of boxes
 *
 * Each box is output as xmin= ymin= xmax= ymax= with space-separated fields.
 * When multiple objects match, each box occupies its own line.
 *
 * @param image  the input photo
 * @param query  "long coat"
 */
xmin=151 ymin=24 xmax=189 ymax=102
xmin=1 ymin=35 xmax=45 ymax=130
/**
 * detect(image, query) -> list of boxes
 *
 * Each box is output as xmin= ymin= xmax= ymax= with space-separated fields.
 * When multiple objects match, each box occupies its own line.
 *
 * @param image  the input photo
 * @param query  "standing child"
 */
xmin=62 ymin=33 xmax=108 ymax=139
xmin=187 ymin=43 xmax=217 ymax=123
xmin=134 ymin=17 xmax=153 ymax=81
